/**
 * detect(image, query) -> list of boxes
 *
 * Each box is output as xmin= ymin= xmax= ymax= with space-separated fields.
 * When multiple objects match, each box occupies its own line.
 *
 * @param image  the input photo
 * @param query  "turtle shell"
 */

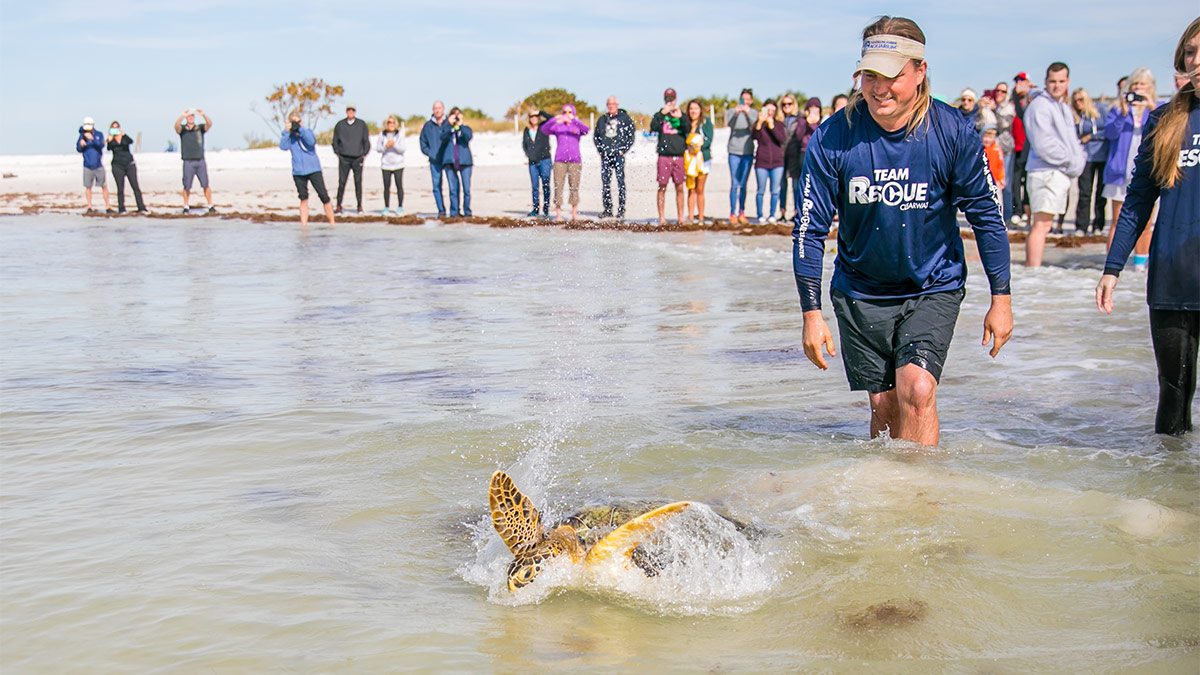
xmin=555 ymin=502 xmax=661 ymax=547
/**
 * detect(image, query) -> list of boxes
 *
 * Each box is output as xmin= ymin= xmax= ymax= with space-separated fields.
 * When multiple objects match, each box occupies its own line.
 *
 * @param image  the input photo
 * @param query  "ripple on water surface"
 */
xmin=0 ymin=216 xmax=1195 ymax=671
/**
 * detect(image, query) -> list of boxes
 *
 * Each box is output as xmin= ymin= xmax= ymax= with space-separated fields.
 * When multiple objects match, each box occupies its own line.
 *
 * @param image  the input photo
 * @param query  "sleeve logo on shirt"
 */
xmin=795 ymin=173 xmax=814 ymax=257
xmin=847 ymin=168 xmax=929 ymax=210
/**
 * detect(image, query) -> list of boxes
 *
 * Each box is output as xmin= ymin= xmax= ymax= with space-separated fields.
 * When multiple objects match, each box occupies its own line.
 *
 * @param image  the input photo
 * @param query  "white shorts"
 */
xmin=1028 ymin=170 xmax=1070 ymax=215
xmin=1102 ymin=183 xmax=1127 ymax=202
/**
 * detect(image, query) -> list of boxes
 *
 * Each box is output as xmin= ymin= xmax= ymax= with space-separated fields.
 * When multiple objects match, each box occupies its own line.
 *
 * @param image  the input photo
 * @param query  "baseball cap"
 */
xmin=1013 ymin=72 xmax=1029 ymax=82
xmin=82 ymin=116 xmax=94 ymax=129
xmin=346 ymin=103 xmax=357 ymax=111
xmin=663 ymin=88 xmax=677 ymax=102
xmin=855 ymin=34 xmax=925 ymax=78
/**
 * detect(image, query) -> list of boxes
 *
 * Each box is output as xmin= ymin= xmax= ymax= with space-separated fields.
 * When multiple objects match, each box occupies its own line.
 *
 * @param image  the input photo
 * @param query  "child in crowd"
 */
xmin=684 ymin=131 xmax=706 ymax=220
xmin=981 ymin=124 xmax=1006 ymax=191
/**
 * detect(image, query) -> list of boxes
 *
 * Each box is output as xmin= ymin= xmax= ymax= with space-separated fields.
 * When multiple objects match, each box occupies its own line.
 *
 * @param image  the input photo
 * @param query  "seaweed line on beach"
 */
xmin=54 ymin=209 xmax=1113 ymax=245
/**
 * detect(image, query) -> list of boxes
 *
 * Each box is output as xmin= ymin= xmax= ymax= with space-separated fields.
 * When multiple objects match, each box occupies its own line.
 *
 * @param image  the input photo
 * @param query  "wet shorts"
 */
xmin=183 ymin=159 xmax=209 ymax=190
xmin=82 ymin=167 xmax=106 ymax=188
xmin=831 ymin=287 xmax=965 ymax=393
xmin=656 ymin=156 xmax=685 ymax=186
xmin=293 ymin=171 xmax=330 ymax=203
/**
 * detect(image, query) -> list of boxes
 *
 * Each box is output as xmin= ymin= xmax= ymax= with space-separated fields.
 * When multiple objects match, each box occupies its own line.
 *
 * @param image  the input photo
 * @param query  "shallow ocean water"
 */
xmin=1 ymin=215 xmax=1196 ymax=672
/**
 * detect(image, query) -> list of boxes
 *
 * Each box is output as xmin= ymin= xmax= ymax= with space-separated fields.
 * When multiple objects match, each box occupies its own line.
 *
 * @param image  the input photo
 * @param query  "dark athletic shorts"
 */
xmin=831 ymin=287 xmax=965 ymax=393
xmin=293 ymin=172 xmax=330 ymax=204
xmin=182 ymin=159 xmax=209 ymax=190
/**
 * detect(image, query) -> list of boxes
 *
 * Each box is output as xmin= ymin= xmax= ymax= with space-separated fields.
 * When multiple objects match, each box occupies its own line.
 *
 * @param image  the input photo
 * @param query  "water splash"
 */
xmin=462 ymin=503 xmax=778 ymax=615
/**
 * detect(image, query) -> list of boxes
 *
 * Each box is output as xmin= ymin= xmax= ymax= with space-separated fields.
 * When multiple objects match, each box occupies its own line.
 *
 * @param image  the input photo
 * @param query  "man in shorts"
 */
xmin=650 ymin=88 xmax=691 ymax=225
xmin=174 ymin=108 xmax=216 ymax=214
xmin=793 ymin=16 xmax=1013 ymax=445
xmin=279 ymin=111 xmax=335 ymax=228
xmin=1022 ymin=62 xmax=1085 ymax=266
xmin=76 ymin=116 xmax=113 ymax=214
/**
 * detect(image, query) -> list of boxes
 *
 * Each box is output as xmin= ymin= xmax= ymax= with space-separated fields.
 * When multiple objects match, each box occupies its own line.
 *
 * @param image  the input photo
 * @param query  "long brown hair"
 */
xmin=686 ymin=99 xmax=707 ymax=126
xmin=845 ymin=16 xmax=932 ymax=137
xmin=1149 ymin=17 xmax=1199 ymax=188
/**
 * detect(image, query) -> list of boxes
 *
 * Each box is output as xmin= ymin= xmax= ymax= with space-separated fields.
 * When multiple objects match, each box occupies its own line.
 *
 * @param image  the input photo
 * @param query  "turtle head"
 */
xmin=505 ymin=554 xmax=546 ymax=591
xmin=503 ymin=525 xmax=581 ymax=590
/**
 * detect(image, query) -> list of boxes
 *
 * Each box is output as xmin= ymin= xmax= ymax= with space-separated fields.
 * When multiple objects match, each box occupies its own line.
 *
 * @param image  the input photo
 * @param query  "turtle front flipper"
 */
xmin=489 ymin=471 xmax=544 ymax=554
xmin=584 ymin=501 xmax=691 ymax=566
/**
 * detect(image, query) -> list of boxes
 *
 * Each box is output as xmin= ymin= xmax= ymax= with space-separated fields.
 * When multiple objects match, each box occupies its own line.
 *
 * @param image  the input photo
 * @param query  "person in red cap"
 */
xmin=1005 ymin=73 xmax=1035 ymax=226
xmin=651 ymin=88 xmax=691 ymax=225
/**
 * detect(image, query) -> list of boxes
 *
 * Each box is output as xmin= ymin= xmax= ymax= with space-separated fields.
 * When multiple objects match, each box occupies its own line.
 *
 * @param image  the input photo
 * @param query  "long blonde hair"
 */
xmin=845 ymin=16 xmax=932 ymax=137
xmin=1148 ymin=18 xmax=1199 ymax=188
xmin=1070 ymin=88 xmax=1100 ymax=123
xmin=1117 ymin=67 xmax=1158 ymax=116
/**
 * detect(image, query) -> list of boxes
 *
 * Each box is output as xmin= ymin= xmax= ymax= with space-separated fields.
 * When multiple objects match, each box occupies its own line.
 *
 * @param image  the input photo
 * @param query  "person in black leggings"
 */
xmin=1096 ymin=18 xmax=1199 ymax=436
xmin=106 ymin=121 xmax=146 ymax=213
xmin=375 ymin=115 xmax=406 ymax=216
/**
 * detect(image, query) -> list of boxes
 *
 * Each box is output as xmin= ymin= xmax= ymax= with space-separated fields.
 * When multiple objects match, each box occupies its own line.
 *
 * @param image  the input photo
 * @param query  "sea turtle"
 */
xmin=489 ymin=470 xmax=696 ymax=591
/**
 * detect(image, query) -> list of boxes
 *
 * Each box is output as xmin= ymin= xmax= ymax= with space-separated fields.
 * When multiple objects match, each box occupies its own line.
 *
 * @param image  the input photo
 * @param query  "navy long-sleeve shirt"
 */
xmin=1103 ymin=103 xmax=1200 ymax=311
xmin=792 ymin=99 xmax=1011 ymax=311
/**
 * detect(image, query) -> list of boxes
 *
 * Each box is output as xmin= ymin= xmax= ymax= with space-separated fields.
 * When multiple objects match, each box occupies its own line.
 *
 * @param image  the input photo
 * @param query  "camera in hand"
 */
xmin=290 ymin=121 xmax=300 ymax=133
xmin=1124 ymin=92 xmax=1147 ymax=104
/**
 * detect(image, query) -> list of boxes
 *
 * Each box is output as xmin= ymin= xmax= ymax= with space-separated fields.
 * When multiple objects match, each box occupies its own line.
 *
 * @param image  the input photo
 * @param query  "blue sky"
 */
xmin=0 ymin=0 xmax=1192 ymax=155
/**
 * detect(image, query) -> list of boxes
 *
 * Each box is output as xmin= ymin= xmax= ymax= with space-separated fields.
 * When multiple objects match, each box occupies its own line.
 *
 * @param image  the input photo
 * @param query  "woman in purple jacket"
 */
xmin=752 ymin=99 xmax=787 ymax=224
xmin=1103 ymin=67 xmax=1156 ymax=267
xmin=540 ymin=103 xmax=590 ymax=222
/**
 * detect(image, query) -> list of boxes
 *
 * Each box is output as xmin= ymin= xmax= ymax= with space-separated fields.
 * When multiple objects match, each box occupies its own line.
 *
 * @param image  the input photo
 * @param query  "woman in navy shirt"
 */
xmin=1096 ymin=18 xmax=1200 ymax=436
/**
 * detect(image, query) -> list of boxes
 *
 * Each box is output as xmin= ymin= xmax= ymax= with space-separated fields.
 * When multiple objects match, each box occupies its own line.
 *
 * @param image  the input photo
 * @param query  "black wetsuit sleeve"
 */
xmin=795 ymin=275 xmax=823 ymax=312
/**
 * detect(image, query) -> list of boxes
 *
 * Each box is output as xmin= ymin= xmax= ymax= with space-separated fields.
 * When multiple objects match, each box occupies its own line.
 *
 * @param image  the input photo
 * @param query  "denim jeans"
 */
xmin=599 ymin=153 xmax=626 ymax=214
xmin=728 ymin=153 xmax=753 ymax=215
xmin=444 ymin=165 xmax=472 ymax=216
xmin=429 ymin=162 xmax=446 ymax=215
xmin=754 ymin=166 xmax=784 ymax=219
xmin=528 ymin=158 xmax=552 ymax=212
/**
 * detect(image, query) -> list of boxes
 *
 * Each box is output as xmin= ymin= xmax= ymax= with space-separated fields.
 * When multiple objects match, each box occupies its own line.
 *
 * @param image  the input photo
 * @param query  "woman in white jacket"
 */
xmin=376 ymin=115 xmax=406 ymax=215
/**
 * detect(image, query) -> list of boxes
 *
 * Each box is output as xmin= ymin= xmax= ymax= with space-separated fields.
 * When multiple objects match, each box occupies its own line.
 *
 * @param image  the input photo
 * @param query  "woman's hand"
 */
xmin=1096 ymin=274 xmax=1119 ymax=314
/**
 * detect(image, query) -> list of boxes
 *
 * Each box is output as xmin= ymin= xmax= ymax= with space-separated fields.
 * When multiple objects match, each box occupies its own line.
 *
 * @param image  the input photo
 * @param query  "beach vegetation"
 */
xmin=507 ymin=88 xmax=598 ymax=121
xmin=243 ymin=133 xmax=277 ymax=150
xmin=252 ymin=78 xmax=346 ymax=134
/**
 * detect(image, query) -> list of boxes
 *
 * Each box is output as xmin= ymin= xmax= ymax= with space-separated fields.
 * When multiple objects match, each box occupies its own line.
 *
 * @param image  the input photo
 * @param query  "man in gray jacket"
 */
xmin=332 ymin=104 xmax=370 ymax=214
xmin=1023 ymin=62 xmax=1085 ymax=266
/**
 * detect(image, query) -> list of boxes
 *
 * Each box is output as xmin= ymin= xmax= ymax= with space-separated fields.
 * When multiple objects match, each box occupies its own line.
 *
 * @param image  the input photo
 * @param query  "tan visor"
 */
xmin=855 ymin=34 xmax=925 ymax=78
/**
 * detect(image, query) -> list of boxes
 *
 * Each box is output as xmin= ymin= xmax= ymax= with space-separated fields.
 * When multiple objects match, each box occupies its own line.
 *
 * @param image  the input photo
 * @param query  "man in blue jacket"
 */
xmin=419 ymin=101 xmax=448 ymax=217
xmin=280 ymin=112 xmax=335 ymax=228
xmin=793 ymin=16 xmax=1012 ymax=445
xmin=76 ymin=116 xmax=113 ymax=214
